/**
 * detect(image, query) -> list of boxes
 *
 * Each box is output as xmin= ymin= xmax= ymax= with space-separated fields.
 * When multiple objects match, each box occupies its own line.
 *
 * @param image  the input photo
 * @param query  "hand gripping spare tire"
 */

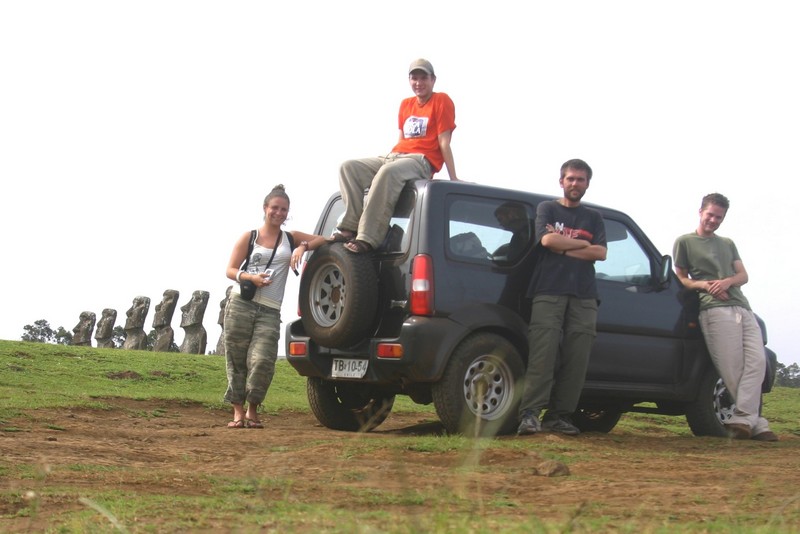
xmin=299 ymin=243 xmax=379 ymax=349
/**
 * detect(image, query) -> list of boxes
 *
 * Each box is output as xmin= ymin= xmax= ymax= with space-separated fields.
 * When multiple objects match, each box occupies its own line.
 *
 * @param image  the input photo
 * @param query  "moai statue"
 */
xmin=152 ymin=289 xmax=179 ymax=352
xmin=71 ymin=311 xmax=96 ymax=346
xmin=123 ymin=296 xmax=151 ymax=350
xmin=179 ymin=290 xmax=209 ymax=354
xmin=95 ymin=308 xmax=117 ymax=348
xmin=215 ymin=286 xmax=232 ymax=356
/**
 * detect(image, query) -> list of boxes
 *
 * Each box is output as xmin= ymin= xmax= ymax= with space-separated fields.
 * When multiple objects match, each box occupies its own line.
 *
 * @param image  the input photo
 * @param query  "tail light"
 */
xmin=410 ymin=254 xmax=434 ymax=316
xmin=288 ymin=341 xmax=307 ymax=356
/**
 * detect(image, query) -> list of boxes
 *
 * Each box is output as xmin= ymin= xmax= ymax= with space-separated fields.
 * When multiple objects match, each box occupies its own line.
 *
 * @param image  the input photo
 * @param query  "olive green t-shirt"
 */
xmin=673 ymin=232 xmax=751 ymax=311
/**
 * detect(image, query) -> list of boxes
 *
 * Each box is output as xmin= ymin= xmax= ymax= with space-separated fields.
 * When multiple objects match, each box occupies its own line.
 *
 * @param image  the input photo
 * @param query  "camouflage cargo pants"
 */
xmin=223 ymin=294 xmax=281 ymax=406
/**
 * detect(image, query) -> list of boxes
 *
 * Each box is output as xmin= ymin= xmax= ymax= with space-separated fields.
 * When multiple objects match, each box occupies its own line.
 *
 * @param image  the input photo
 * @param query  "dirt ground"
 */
xmin=2 ymin=398 xmax=799 ymax=531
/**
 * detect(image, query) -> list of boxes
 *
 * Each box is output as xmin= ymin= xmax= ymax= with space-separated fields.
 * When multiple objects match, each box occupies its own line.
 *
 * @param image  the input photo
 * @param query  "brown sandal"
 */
xmin=344 ymin=240 xmax=374 ymax=254
xmin=326 ymin=230 xmax=355 ymax=243
xmin=245 ymin=419 xmax=264 ymax=429
xmin=227 ymin=419 xmax=245 ymax=429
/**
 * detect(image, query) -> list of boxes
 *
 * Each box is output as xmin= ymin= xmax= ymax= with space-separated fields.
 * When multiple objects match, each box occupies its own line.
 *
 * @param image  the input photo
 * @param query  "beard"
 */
xmin=565 ymin=188 xmax=586 ymax=202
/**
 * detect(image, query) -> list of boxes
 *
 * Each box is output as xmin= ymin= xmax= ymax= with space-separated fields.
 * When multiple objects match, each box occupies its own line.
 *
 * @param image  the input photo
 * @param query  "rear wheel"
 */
xmin=307 ymin=377 xmax=395 ymax=432
xmin=432 ymin=333 xmax=524 ymax=437
xmin=299 ymin=243 xmax=378 ymax=348
xmin=685 ymin=365 xmax=732 ymax=437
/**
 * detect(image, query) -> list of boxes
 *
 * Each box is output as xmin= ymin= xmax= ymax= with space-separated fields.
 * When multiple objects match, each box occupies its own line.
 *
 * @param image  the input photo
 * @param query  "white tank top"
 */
xmin=234 ymin=230 xmax=292 ymax=310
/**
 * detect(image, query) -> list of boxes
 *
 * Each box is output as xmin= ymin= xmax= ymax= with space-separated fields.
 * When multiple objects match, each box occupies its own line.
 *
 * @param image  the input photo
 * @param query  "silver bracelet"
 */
xmin=236 ymin=271 xmax=243 ymax=283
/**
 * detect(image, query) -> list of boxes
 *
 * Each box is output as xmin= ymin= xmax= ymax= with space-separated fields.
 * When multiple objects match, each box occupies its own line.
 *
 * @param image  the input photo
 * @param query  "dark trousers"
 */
xmin=519 ymin=295 xmax=597 ymax=418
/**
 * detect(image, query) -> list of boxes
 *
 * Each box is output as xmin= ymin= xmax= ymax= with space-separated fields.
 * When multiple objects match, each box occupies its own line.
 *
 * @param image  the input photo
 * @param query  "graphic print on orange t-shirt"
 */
xmin=403 ymin=116 xmax=427 ymax=138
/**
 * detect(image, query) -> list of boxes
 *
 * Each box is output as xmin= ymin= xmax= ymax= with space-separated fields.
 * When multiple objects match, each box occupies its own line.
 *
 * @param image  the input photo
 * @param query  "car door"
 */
xmin=589 ymin=217 xmax=699 ymax=385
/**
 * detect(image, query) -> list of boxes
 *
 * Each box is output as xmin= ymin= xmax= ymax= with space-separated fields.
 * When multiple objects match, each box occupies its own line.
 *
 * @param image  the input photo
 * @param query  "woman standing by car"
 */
xmin=223 ymin=184 xmax=324 ymax=429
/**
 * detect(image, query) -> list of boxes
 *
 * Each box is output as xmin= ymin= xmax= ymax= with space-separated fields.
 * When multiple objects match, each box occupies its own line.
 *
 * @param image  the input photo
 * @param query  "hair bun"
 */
xmin=263 ymin=184 xmax=290 ymax=207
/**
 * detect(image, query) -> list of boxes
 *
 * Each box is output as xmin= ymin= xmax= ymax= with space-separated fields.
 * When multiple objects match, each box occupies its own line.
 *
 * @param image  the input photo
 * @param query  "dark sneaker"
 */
xmin=517 ymin=412 xmax=542 ymax=435
xmin=752 ymin=430 xmax=779 ymax=442
xmin=542 ymin=416 xmax=581 ymax=436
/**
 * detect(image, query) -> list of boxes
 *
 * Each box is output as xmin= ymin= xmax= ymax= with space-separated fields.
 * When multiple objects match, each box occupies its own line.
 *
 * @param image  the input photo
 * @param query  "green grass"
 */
xmin=1 ymin=339 xmax=799 ymax=533
xmin=0 ymin=340 xmax=429 ymax=418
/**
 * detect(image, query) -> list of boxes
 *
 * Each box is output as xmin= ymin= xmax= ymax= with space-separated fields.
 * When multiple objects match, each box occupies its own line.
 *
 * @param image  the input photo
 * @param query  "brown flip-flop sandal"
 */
xmin=344 ymin=240 xmax=374 ymax=254
xmin=326 ymin=231 xmax=355 ymax=243
xmin=227 ymin=419 xmax=245 ymax=429
xmin=245 ymin=419 xmax=264 ymax=429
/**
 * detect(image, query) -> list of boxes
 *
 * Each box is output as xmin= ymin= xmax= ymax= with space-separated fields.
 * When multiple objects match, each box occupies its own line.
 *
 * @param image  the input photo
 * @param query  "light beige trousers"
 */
xmin=699 ymin=306 xmax=771 ymax=435
xmin=338 ymin=153 xmax=431 ymax=248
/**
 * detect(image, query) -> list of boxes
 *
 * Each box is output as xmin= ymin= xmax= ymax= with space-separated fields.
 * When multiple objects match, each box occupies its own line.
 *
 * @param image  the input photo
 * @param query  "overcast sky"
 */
xmin=1 ymin=1 xmax=798 ymax=366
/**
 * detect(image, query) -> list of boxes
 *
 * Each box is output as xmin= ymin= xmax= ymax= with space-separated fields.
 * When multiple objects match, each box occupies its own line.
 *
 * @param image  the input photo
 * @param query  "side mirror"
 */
xmin=657 ymin=255 xmax=672 ymax=289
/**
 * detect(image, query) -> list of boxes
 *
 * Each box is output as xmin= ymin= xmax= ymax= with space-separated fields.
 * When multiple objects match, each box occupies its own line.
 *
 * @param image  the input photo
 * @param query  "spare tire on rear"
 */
xmin=299 ymin=243 xmax=378 ymax=349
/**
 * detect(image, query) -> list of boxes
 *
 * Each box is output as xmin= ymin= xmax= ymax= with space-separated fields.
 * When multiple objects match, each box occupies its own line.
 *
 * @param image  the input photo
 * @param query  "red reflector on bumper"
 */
xmin=376 ymin=343 xmax=404 ymax=358
xmin=288 ymin=342 xmax=307 ymax=356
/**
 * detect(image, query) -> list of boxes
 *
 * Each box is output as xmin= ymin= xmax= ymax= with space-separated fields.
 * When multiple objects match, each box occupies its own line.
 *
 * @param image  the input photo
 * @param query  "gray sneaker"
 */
xmin=517 ymin=412 xmax=542 ymax=435
xmin=542 ymin=416 xmax=581 ymax=435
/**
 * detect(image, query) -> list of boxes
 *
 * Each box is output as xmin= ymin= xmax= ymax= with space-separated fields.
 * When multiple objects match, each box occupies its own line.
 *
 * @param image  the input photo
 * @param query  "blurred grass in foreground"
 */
xmin=1 ymin=339 xmax=798 ymax=533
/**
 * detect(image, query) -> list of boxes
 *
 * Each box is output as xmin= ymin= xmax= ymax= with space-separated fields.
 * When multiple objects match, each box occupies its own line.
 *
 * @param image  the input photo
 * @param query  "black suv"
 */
xmin=285 ymin=180 xmax=777 ymax=436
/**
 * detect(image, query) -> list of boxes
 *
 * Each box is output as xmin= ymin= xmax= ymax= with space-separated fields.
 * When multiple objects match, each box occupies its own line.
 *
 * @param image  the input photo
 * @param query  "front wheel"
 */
xmin=432 ymin=333 xmax=524 ymax=437
xmin=306 ymin=377 xmax=395 ymax=432
xmin=684 ymin=365 xmax=733 ymax=437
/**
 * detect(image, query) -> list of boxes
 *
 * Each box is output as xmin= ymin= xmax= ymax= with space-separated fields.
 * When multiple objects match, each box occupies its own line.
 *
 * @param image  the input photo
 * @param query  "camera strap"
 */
xmin=241 ymin=230 xmax=282 ymax=272
xmin=263 ymin=232 xmax=281 ymax=271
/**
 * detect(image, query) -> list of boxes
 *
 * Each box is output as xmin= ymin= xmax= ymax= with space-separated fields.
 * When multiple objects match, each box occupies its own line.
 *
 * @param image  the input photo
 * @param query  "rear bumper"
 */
xmin=284 ymin=316 xmax=469 ymax=384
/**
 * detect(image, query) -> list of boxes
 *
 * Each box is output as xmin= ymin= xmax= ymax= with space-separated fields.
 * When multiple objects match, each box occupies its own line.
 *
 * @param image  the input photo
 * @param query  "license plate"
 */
xmin=331 ymin=358 xmax=369 ymax=379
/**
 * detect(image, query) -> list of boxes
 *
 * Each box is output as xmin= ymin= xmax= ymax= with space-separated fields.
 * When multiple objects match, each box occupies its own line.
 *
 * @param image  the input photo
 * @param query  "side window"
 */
xmin=596 ymin=219 xmax=652 ymax=285
xmin=322 ymin=188 xmax=414 ymax=253
xmin=321 ymin=198 xmax=345 ymax=241
xmin=448 ymin=197 xmax=535 ymax=265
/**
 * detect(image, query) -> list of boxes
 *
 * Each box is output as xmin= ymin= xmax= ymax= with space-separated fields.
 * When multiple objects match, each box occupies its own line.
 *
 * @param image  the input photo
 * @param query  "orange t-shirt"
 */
xmin=392 ymin=92 xmax=456 ymax=173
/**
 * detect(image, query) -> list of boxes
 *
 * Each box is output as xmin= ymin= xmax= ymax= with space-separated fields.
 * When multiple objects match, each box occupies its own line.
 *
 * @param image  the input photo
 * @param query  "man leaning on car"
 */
xmin=673 ymin=193 xmax=778 ymax=442
xmin=517 ymin=159 xmax=607 ymax=436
